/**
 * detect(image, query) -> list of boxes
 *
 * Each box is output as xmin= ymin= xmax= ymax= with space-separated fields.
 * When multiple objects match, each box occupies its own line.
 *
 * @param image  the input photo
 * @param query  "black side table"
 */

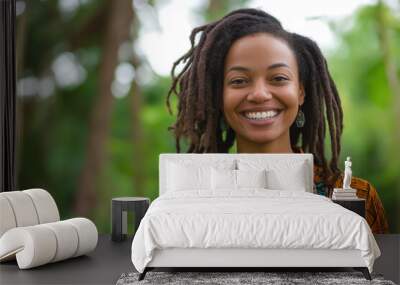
xmin=332 ymin=198 xmax=365 ymax=218
xmin=111 ymin=197 xmax=150 ymax=242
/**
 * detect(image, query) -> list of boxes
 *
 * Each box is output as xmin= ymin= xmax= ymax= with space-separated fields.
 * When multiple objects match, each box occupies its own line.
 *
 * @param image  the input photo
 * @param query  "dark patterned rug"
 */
xmin=116 ymin=271 xmax=396 ymax=285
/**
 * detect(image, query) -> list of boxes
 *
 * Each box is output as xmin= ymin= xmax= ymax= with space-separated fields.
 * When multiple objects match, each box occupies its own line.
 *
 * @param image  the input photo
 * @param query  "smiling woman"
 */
xmin=165 ymin=8 xmax=389 ymax=233
xmin=223 ymin=33 xmax=304 ymax=153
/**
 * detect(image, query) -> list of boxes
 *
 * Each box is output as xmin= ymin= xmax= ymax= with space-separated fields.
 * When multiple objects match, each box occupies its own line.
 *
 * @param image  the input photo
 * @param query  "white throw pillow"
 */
xmin=167 ymin=162 xmax=211 ymax=191
xmin=211 ymin=169 xmax=267 ymax=190
xmin=265 ymin=163 xmax=307 ymax=191
xmin=211 ymin=168 xmax=237 ymax=190
xmin=236 ymin=169 xmax=267 ymax=188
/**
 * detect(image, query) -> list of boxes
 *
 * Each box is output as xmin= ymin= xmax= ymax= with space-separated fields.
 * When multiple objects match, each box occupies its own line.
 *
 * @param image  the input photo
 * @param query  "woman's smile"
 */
xmin=239 ymin=108 xmax=283 ymax=126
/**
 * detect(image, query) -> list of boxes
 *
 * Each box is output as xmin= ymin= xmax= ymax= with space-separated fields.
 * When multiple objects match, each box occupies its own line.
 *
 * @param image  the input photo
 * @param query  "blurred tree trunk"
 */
xmin=15 ymin=7 xmax=27 ymax=189
xmin=129 ymin=4 xmax=148 ymax=197
xmin=130 ymin=52 xmax=145 ymax=197
xmin=74 ymin=0 xmax=133 ymax=216
xmin=16 ymin=8 xmax=26 ymax=77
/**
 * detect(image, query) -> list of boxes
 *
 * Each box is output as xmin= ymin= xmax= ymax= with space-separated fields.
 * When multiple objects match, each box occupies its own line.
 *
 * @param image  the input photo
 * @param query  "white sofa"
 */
xmin=0 ymin=189 xmax=98 ymax=269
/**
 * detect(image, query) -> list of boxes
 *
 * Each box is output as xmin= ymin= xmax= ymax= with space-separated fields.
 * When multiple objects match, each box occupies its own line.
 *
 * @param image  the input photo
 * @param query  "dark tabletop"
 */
xmin=0 ymin=234 xmax=398 ymax=285
xmin=112 ymin=197 xmax=149 ymax=202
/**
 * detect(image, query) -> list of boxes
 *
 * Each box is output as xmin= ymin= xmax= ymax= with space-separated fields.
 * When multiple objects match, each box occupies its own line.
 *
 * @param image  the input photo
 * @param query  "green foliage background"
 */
xmin=16 ymin=0 xmax=400 ymax=233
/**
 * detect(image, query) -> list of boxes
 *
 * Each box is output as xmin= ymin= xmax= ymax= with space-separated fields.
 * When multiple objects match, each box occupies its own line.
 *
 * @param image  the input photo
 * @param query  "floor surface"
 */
xmin=0 ymin=234 xmax=398 ymax=285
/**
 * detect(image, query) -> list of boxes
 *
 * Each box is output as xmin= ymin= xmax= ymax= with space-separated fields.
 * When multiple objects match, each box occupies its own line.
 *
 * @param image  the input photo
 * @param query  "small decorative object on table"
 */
xmin=332 ymin=157 xmax=358 ymax=200
xmin=332 ymin=157 xmax=366 ymax=218
xmin=111 ymin=197 xmax=150 ymax=242
xmin=343 ymin=156 xmax=353 ymax=190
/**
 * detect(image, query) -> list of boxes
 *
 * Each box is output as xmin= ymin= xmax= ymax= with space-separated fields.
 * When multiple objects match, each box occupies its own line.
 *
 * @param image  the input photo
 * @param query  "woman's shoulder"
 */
xmin=347 ymin=175 xmax=376 ymax=194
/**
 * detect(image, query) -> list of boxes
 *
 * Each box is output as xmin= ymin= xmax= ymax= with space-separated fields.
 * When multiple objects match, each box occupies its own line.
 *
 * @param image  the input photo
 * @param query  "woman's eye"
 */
xmin=230 ymin=78 xmax=247 ymax=85
xmin=273 ymin=76 xmax=289 ymax=82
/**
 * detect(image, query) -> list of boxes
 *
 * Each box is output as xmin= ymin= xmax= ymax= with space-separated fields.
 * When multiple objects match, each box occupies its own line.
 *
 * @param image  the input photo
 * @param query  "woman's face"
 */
xmin=223 ymin=33 xmax=304 ymax=151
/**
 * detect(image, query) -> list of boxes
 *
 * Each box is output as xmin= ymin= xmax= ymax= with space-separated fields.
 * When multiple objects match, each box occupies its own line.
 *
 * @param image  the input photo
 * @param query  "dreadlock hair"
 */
xmin=166 ymin=8 xmax=344 ymax=186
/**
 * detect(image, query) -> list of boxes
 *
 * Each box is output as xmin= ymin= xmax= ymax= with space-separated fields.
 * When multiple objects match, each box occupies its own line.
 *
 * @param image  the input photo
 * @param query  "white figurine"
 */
xmin=343 ymin=156 xmax=353 ymax=190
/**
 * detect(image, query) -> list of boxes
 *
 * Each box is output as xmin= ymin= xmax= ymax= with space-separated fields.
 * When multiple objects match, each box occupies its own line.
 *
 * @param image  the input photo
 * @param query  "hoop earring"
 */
xmin=295 ymin=108 xmax=305 ymax=128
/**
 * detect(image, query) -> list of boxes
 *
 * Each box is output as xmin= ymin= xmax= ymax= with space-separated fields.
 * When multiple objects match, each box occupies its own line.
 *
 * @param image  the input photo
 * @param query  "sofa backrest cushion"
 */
xmin=0 ymin=189 xmax=60 ymax=238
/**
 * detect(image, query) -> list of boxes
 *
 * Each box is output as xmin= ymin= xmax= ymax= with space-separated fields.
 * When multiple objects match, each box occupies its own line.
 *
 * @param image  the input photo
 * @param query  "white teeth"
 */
xmin=244 ymin=110 xmax=279 ymax=120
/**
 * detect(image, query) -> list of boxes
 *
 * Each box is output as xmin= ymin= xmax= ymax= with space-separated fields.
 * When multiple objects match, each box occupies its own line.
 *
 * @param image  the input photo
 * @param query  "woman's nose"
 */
xmin=246 ymin=80 xmax=272 ymax=103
